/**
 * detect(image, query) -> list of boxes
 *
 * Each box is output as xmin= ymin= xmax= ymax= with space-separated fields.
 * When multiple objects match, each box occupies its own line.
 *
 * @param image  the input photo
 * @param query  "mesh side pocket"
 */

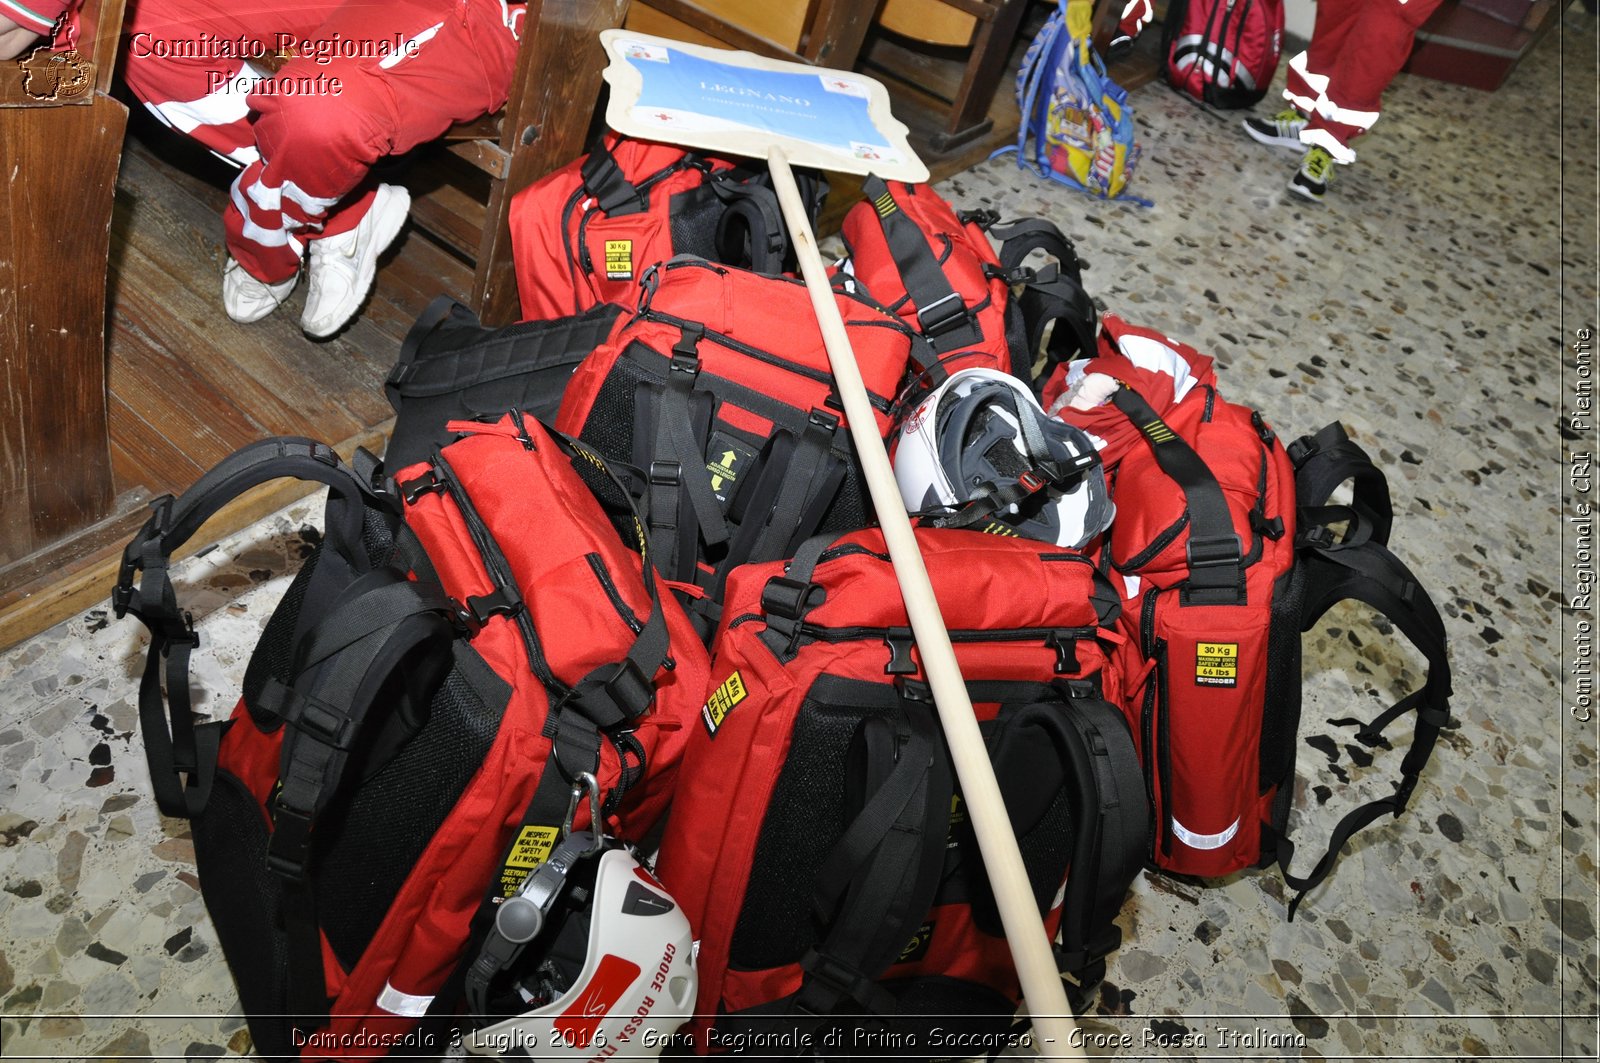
xmin=668 ymin=184 xmax=727 ymax=262
xmin=192 ymin=762 xmax=296 ymax=1059
xmin=315 ymin=644 xmax=510 ymax=971
xmin=576 ymin=345 xmax=650 ymax=465
xmin=729 ymin=680 xmax=897 ymax=971
xmin=1261 ymin=563 xmax=1307 ymax=797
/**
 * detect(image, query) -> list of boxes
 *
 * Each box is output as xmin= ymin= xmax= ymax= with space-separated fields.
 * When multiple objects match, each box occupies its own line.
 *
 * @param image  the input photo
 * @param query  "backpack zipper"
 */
xmin=434 ymin=451 xmax=560 ymax=690
xmin=585 ymin=553 xmax=643 ymax=635
xmin=1139 ymin=587 xmax=1163 ymax=852
xmin=639 ymin=303 xmax=894 ymax=415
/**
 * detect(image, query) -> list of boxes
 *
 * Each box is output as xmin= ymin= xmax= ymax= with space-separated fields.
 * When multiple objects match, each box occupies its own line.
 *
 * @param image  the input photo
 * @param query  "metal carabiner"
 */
xmin=560 ymin=772 xmax=606 ymax=856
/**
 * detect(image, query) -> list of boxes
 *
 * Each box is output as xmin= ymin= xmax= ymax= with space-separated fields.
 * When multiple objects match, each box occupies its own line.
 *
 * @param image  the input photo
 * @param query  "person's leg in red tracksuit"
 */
xmin=122 ymin=0 xmax=520 ymax=335
xmin=1245 ymin=0 xmax=1445 ymax=201
xmin=1297 ymin=0 xmax=1447 ymax=162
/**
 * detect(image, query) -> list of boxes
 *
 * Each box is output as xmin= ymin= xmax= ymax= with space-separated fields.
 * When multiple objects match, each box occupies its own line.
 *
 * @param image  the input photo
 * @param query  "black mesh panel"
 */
xmin=315 ymin=644 xmax=511 ymax=969
xmin=191 ymin=763 xmax=296 ymax=1059
xmin=667 ymin=184 xmax=727 ymax=261
xmin=729 ymin=681 xmax=897 ymax=971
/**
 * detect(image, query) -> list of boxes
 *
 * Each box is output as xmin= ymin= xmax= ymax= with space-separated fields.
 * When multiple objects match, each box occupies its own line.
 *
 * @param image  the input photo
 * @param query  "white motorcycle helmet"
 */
xmin=465 ymin=845 xmax=698 ymax=1059
xmin=894 ymin=367 xmax=1113 ymax=549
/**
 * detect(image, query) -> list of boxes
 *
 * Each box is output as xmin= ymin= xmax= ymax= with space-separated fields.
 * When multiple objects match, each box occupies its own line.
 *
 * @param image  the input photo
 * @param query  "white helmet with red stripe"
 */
xmin=465 ymin=847 xmax=697 ymax=1059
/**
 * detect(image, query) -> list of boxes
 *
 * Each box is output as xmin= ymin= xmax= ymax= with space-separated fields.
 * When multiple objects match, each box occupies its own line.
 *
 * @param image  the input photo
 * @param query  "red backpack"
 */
xmin=114 ymin=416 xmax=709 ymax=1058
xmin=555 ymin=257 xmax=919 ymax=630
xmin=654 ymin=528 xmax=1148 ymax=1048
xmin=1050 ymin=315 xmax=1452 ymax=912
xmin=839 ymin=176 xmax=1098 ymax=391
xmin=1161 ymin=0 xmax=1285 ymax=109
xmin=508 ymin=134 xmax=825 ymax=321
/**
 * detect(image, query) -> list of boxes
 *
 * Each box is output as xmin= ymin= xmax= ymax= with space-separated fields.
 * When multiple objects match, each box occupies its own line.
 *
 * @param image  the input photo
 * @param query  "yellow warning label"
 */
xmin=604 ymin=239 xmax=634 ymax=281
xmin=1196 ymin=642 xmax=1239 ymax=687
xmin=707 ymin=449 xmax=741 ymax=492
xmin=946 ymin=794 xmax=966 ymax=849
xmin=497 ymin=824 xmax=559 ymax=897
xmin=701 ymin=671 xmax=748 ymax=737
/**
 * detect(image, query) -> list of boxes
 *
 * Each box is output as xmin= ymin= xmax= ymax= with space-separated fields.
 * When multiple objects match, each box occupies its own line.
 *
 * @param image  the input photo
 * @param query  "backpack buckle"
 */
xmin=916 ymin=291 xmax=970 ymax=338
xmin=602 ymin=658 xmax=655 ymax=721
xmin=1187 ymin=533 xmax=1241 ymax=569
xmin=1184 ymin=534 xmax=1244 ymax=604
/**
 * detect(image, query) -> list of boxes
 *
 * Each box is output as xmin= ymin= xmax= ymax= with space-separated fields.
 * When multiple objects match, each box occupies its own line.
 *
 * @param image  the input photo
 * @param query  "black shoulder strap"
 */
xmin=712 ymin=176 xmax=790 ymax=275
xmin=579 ymin=137 xmax=649 ymax=216
xmin=990 ymin=218 xmax=1097 ymax=389
xmin=1274 ymin=525 xmax=1452 ymax=919
xmin=1110 ymin=385 xmax=1246 ymax=604
xmin=1048 ymin=687 xmax=1149 ymax=1012
xmin=1287 ymin=422 xmax=1394 ymax=547
xmin=112 ymin=438 xmax=395 ymax=819
xmin=860 ymin=175 xmax=982 ymax=352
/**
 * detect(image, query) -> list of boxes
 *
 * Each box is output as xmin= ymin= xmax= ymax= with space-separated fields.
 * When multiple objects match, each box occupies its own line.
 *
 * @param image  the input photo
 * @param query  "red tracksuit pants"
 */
xmin=122 ymin=0 xmax=520 ymax=283
xmin=1282 ymin=0 xmax=1444 ymax=162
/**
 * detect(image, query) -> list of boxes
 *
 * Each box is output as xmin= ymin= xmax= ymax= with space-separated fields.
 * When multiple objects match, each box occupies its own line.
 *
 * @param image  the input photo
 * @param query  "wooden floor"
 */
xmin=0 ymin=13 xmax=1162 ymax=648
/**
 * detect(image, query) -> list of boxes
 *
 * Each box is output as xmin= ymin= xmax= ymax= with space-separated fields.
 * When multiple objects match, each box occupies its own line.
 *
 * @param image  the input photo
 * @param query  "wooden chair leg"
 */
xmin=930 ymin=0 xmax=1028 ymax=153
xmin=471 ymin=0 xmax=631 ymax=326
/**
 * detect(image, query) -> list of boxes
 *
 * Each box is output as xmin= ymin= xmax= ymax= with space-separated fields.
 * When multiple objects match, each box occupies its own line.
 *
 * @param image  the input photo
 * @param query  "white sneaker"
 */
xmin=301 ymin=183 xmax=410 ymax=338
xmin=222 ymin=258 xmax=298 ymax=324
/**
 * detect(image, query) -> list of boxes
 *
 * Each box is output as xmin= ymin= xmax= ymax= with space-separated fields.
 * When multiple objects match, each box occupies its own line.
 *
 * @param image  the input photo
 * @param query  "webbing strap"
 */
xmin=1276 ymin=535 xmax=1451 ymax=918
xmin=112 ymin=439 xmax=389 ymax=819
xmin=1288 ymin=422 xmax=1395 ymax=547
xmin=1047 ymin=693 xmax=1148 ymax=1011
xmin=1110 ymin=386 xmax=1244 ymax=604
xmin=579 ymin=140 xmax=647 ymax=216
xmin=654 ymin=330 xmax=730 ymax=549
xmin=861 ymin=175 xmax=981 ymax=352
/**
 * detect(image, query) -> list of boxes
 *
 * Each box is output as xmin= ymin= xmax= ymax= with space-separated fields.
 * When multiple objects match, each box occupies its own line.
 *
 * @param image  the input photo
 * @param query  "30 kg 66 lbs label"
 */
xmin=1196 ymin=642 xmax=1239 ymax=687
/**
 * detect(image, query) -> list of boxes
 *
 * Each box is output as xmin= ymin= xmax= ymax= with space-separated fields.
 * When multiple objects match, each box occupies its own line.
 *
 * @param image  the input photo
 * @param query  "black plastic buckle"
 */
xmin=798 ymin=949 xmax=874 ymax=1011
xmin=603 ymin=658 xmax=655 ymax=721
xmin=915 ymin=291 xmax=969 ymax=338
xmin=457 ymin=587 xmax=522 ymax=635
xmin=649 ymin=460 xmax=682 ymax=487
xmin=265 ymin=804 xmax=313 ymax=883
xmin=398 ymin=469 xmax=446 ymax=505
xmin=807 ymin=408 xmax=840 ymax=434
xmin=761 ymin=576 xmax=816 ymax=623
xmin=1187 ymin=533 xmax=1242 ymax=571
xmin=1046 ymin=630 xmax=1080 ymax=674
xmin=1301 ymin=524 xmax=1337 ymax=550
xmin=110 ymin=582 xmax=135 ymax=619
xmin=286 ymin=692 xmax=357 ymax=750
xmin=882 ymin=628 xmax=916 ymax=675
xmin=164 ymin=610 xmax=200 ymax=650
xmin=1286 ymin=434 xmax=1317 ymax=467
xmin=671 ymin=325 xmax=703 ymax=368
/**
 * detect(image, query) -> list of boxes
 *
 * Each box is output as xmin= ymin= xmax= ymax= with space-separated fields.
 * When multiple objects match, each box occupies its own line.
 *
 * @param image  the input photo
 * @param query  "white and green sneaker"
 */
xmin=1289 ymin=146 xmax=1336 ymax=203
xmin=1243 ymin=106 xmax=1309 ymax=151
